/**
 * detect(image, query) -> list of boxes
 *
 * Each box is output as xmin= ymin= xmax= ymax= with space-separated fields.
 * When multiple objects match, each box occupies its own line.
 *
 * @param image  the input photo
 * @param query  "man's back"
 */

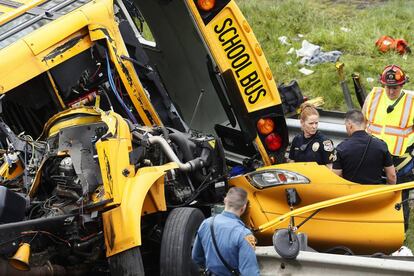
xmin=334 ymin=130 xmax=393 ymax=184
xmin=192 ymin=211 xmax=259 ymax=276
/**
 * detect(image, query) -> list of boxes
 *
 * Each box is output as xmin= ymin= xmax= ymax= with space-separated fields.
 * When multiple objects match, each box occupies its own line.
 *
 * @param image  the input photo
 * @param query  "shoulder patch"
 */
xmin=244 ymin=234 xmax=257 ymax=250
xmin=323 ymin=140 xmax=334 ymax=152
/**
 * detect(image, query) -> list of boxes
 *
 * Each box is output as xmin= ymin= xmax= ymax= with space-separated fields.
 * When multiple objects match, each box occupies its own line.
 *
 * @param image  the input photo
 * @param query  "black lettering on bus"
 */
xmin=244 ymin=82 xmax=262 ymax=95
xmin=218 ymin=27 xmax=237 ymax=42
xmin=227 ymin=44 xmax=245 ymax=59
xmin=231 ymin=53 xmax=249 ymax=69
xmin=235 ymin=60 xmax=252 ymax=78
xmin=222 ymin=34 xmax=241 ymax=51
xmin=214 ymin=17 xmax=267 ymax=104
xmin=240 ymin=71 xmax=258 ymax=87
xmin=248 ymin=88 xmax=267 ymax=104
xmin=214 ymin=18 xmax=233 ymax=34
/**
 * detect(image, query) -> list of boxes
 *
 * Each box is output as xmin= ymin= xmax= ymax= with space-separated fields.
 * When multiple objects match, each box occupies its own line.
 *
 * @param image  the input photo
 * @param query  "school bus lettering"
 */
xmin=248 ymin=88 xmax=266 ymax=104
xmin=227 ymin=44 xmax=245 ymax=59
xmin=214 ymin=18 xmax=233 ymax=33
xmin=231 ymin=54 xmax=250 ymax=71
xmin=218 ymin=28 xmax=238 ymax=43
xmin=214 ymin=17 xmax=266 ymax=104
xmin=240 ymin=71 xmax=258 ymax=87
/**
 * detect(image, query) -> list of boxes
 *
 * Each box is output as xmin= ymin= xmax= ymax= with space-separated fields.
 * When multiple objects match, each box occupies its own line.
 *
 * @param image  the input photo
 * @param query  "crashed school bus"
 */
xmin=0 ymin=0 xmax=413 ymax=274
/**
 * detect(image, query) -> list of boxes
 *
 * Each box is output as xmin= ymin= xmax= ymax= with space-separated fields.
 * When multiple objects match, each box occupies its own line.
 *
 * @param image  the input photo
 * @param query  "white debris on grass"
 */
xmin=366 ymin=77 xmax=374 ymax=83
xmin=278 ymin=36 xmax=291 ymax=45
xmin=299 ymin=67 xmax=314 ymax=75
xmin=296 ymin=40 xmax=320 ymax=58
xmin=296 ymin=40 xmax=342 ymax=66
xmin=287 ymin=47 xmax=295 ymax=54
xmin=285 ymin=61 xmax=292 ymax=65
xmin=340 ymin=27 xmax=351 ymax=32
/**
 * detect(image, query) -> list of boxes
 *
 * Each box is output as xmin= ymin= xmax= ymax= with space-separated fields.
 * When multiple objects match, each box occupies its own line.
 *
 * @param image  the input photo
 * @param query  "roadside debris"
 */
xmin=278 ymin=36 xmax=291 ymax=45
xmin=366 ymin=77 xmax=374 ymax=83
xmin=296 ymin=40 xmax=342 ymax=66
xmin=375 ymin=35 xmax=411 ymax=55
xmin=391 ymin=246 xmax=413 ymax=256
xmin=299 ymin=67 xmax=314 ymax=75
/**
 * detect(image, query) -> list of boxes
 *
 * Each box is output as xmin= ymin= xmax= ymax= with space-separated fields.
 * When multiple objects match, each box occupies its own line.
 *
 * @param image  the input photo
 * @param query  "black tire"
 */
xmin=160 ymin=207 xmax=205 ymax=276
xmin=109 ymin=246 xmax=145 ymax=276
xmin=273 ymin=228 xmax=300 ymax=260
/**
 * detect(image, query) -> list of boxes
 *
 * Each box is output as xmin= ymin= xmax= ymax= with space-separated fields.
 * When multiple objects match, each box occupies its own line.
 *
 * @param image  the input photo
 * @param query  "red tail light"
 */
xmin=265 ymin=133 xmax=282 ymax=151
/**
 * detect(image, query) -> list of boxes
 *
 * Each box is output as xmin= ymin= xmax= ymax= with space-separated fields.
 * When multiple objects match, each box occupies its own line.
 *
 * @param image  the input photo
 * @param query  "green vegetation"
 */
xmin=238 ymin=0 xmax=414 ymax=111
xmin=238 ymin=0 xmax=414 ymax=252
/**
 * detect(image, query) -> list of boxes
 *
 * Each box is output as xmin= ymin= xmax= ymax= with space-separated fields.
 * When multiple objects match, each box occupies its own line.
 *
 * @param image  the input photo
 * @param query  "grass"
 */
xmin=237 ymin=0 xmax=414 ymax=253
xmin=237 ymin=0 xmax=414 ymax=111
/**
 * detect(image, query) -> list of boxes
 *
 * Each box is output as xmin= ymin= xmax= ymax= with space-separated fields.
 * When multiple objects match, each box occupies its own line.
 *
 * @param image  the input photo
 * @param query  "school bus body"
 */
xmin=0 ymin=0 xmax=409 ymax=274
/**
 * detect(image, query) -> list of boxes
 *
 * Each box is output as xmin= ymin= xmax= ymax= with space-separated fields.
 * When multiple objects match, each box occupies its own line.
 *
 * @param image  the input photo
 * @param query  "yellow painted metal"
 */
xmin=46 ymin=72 xmax=66 ymax=109
xmin=0 ymin=0 xmax=161 ymax=127
xmin=40 ymin=107 xmax=101 ymax=138
xmin=28 ymin=158 xmax=46 ymax=197
xmin=88 ymin=24 xmax=161 ymax=127
xmin=0 ymin=28 xmax=92 ymax=94
xmin=186 ymin=0 xmax=281 ymax=166
xmin=230 ymin=162 xmax=408 ymax=254
xmin=0 ymin=0 xmax=47 ymax=25
xmin=87 ymin=109 xmax=174 ymax=255
xmin=186 ymin=0 xmax=281 ymax=113
xmin=254 ymin=136 xmax=271 ymax=166
xmin=102 ymin=163 xmax=178 ymax=256
xmin=0 ymin=160 xmax=24 ymax=180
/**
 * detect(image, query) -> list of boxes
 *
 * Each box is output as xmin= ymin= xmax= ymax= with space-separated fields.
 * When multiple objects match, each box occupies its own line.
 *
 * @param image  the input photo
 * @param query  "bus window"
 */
xmin=116 ymin=0 xmax=156 ymax=47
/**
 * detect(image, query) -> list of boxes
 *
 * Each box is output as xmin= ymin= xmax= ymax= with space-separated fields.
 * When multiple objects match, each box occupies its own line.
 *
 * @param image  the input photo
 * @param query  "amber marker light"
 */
xmin=197 ymin=0 xmax=216 ymax=11
xmin=257 ymin=118 xmax=274 ymax=135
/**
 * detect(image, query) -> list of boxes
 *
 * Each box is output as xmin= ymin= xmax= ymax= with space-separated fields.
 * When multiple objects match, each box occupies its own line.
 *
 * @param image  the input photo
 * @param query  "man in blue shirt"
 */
xmin=332 ymin=109 xmax=396 ymax=184
xmin=192 ymin=187 xmax=259 ymax=276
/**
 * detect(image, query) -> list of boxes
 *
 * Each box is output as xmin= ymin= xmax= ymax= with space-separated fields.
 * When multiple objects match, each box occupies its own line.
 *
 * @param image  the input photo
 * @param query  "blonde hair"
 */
xmin=299 ymin=102 xmax=319 ymax=121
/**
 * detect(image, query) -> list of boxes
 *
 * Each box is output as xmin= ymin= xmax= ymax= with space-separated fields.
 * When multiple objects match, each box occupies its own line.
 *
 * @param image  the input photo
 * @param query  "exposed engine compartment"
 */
xmin=0 ymin=104 xmax=225 ymax=273
xmin=0 ymin=0 xmax=234 ymax=273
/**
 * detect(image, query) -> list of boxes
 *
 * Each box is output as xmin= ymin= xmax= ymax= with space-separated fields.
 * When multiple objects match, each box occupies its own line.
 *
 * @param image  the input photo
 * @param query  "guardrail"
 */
xmin=257 ymin=246 xmax=414 ymax=275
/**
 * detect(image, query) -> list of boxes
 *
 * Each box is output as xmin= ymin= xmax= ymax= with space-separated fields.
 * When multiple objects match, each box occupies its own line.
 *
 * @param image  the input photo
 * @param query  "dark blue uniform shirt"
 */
xmin=333 ymin=130 xmax=393 ymax=184
xmin=289 ymin=131 xmax=336 ymax=165
xmin=192 ymin=211 xmax=259 ymax=276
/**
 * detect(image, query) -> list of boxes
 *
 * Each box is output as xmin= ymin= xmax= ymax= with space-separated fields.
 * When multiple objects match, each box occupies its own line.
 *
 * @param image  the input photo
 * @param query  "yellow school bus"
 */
xmin=0 ymin=0 xmax=411 ymax=274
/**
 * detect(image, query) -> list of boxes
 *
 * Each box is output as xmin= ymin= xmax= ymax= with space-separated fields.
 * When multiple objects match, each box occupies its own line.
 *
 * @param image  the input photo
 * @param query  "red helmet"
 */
xmin=380 ymin=65 xmax=408 ymax=86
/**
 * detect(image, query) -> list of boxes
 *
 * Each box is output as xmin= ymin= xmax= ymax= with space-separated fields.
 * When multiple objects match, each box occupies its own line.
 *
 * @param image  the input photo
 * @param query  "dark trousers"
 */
xmin=397 ymin=174 xmax=414 ymax=231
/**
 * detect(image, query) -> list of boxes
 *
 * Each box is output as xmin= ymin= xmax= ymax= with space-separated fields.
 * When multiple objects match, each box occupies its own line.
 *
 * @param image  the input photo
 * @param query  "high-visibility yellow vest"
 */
xmin=365 ymin=87 xmax=414 ymax=156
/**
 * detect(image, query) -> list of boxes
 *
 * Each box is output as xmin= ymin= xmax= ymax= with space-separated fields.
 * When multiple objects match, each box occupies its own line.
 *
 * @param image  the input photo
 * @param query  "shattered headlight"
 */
xmin=246 ymin=169 xmax=310 ymax=189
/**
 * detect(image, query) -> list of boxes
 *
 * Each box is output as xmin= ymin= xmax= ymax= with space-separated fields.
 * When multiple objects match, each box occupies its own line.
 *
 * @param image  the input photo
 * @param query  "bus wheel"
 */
xmin=160 ymin=207 xmax=205 ymax=276
xmin=109 ymin=246 xmax=145 ymax=276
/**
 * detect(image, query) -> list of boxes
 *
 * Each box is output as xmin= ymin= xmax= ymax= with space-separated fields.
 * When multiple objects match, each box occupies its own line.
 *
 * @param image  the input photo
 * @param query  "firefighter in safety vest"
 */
xmin=362 ymin=64 xmax=414 ymax=229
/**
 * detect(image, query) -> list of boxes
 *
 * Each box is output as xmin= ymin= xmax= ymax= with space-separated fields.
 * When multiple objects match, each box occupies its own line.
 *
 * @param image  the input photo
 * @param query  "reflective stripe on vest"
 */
xmin=368 ymin=88 xmax=383 ymax=122
xmin=365 ymin=87 xmax=414 ymax=156
xmin=366 ymin=123 xmax=382 ymax=135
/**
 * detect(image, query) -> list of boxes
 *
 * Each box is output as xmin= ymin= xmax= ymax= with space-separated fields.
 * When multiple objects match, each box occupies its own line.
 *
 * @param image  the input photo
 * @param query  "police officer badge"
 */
xmin=312 ymin=142 xmax=319 ymax=152
xmin=323 ymin=140 xmax=334 ymax=152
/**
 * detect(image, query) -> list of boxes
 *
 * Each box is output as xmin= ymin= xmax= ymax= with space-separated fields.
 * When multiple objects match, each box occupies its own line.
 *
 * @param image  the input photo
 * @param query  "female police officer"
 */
xmin=288 ymin=103 xmax=336 ymax=168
